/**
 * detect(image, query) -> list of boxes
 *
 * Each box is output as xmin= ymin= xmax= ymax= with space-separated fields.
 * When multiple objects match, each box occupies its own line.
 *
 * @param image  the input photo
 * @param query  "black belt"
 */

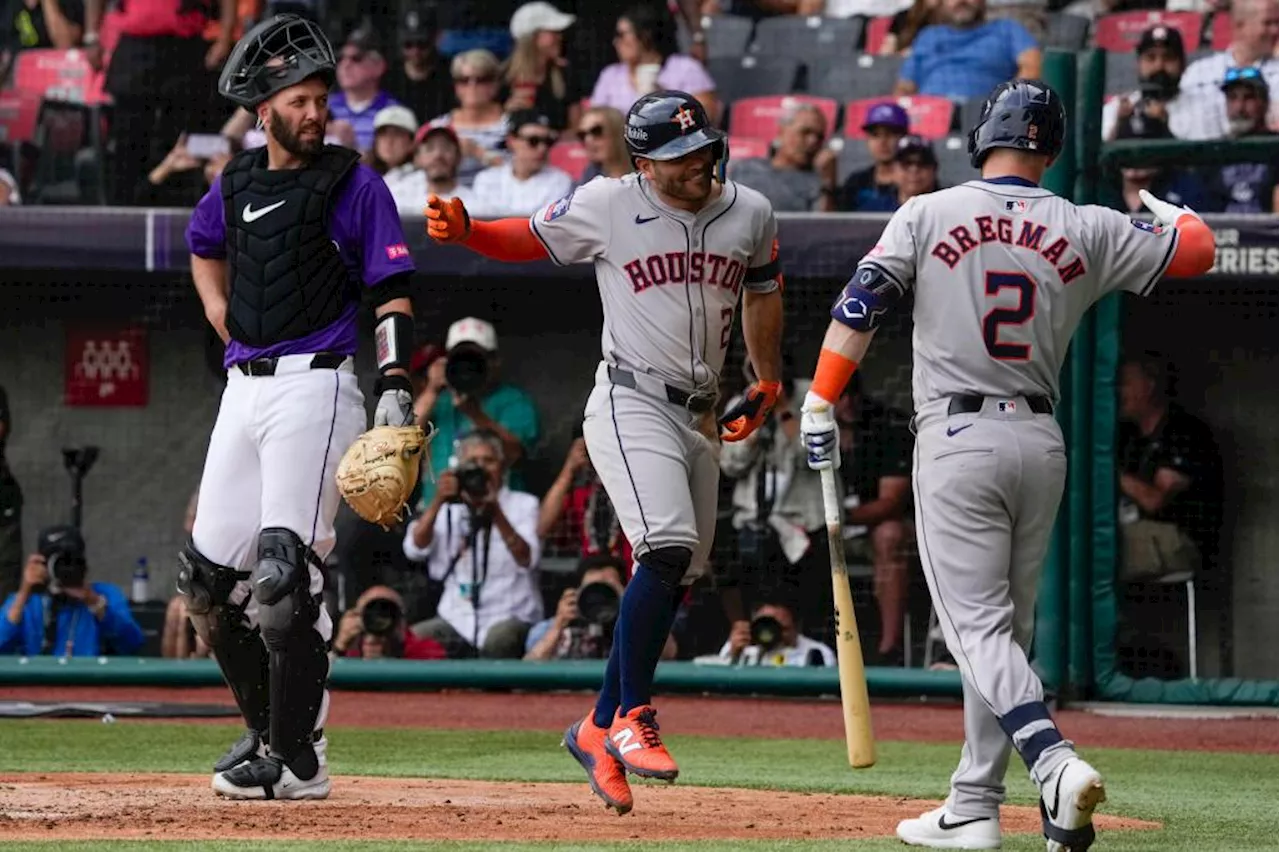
xmin=948 ymin=394 xmax=1053 ymax=416
xmin=607 ymin=366 xmax=717 ymax=414
xmin=236 ymin=352 xmax=347 ymax=377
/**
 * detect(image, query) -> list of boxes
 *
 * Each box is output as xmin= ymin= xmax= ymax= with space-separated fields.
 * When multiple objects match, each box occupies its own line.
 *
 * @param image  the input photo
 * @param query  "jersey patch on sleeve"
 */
xmin=543 ymin=190 xmax=576 ymax=222
xmin=385 ymin=243 xmax=410 ymax=260
xmin=1130 ymin=219 xmax=1166 ymax=235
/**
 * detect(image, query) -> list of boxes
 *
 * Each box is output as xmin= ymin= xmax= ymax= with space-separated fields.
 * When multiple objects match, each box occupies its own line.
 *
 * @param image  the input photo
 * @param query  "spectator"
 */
xmin=140 ymin=133 xmax=224 ymax=207
xmin=505 ymin=2 xmax=582 ymax=131
xmin=429 ymin=48 xmax=510 ymax=184
xmin=383 ymin=4 xmax=455 ymax=130
xmin=331 ymin=585 xmax=447 ymax=659
xmin=1177 ymin=0 xmax=1279 ymax=140
xmin=839 ymin=103 xmax=909 ymax=212
xmin=721 ymin=375 xmax=832 ymax=639
xmin=589 ymin=3 xmax=718 ymax=121
xmin=576 ymin=105 xmax=632 ymax=182
xmin=432 ymin=0 xmax=522 ymax=59
xmin=369 ymin=104 xmax=419 ymax=189
xmin=161 ymin=492 xmax=210 ymax=659
xmin=895 ymin=0 xmax=1041 ymax=101
xmin=538 ymin=429 xmax=633 ymax=567
xmin=403 ymin=430 xmax=543 ymax=658
xmin=469 ymin=109 xmax=575 ymax=217
xmin=1201 ymin=67 xmax=1279 ymax=212
xmin=727 ymin=103 xmax=838 ymax=212
xmin=1111 ymin=112 xmax=1204 ymax=213
xmin=985 ymin=0 xmax=1047 ymax=43
xmin=413 ymin=317 xmax=541 ymax=505
xmin=384 ymin=123 xmax=478 ymax=215
xmin=0 ymin=0 xmax=83 ymax=80
xmin=809 ymin=0 xmax=914 ymax=17
xmin=836 ymin=373 xmax=914 ymax=666
xmin=84 ymin=0 xmax=235 ymax=206
xmin=719 ymin=599 xmax=835 ymax=666
xmin=0 ymin=525 xmax=144 ymax=656
xmin=1103 ymin=25 xmax=1193 ymax=142
xmin=891 ymin=134 xmax=942 ymax=207
xmin=0 ymin=385 xmax=19 ymax=601
xmin=882 ymin=0 xmax=943 ymax=56
xmin=329 ymin=27 xmax=402 ymax=153
xmin=525 ymin=554 xmax=676 ymax=660
xmin=0 ymin=167 xmax=18 ymax=205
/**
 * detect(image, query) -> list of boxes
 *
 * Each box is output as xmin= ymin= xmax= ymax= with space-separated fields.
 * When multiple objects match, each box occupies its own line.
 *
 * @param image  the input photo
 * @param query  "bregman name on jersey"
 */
xmin=929 ymin=215 xmax=1087 ymax=286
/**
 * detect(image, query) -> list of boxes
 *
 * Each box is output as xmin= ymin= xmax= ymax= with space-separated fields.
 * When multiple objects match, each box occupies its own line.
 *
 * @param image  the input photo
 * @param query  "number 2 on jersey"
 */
xmin=720 ymin=307 xmax=734 ymax=351
xmin=981 ymin=271 xmax=1034 ymax=361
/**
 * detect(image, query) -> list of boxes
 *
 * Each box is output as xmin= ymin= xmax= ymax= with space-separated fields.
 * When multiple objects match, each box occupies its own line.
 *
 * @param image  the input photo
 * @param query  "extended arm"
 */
xmin=425 ymin=195 xmax=550 ymax=261
xmin=1141 ymin=189 xmax=1216 ymax=279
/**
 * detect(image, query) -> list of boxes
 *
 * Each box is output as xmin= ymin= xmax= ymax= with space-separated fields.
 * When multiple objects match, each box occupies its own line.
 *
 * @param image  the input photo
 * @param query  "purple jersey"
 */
xmin=186 ymin=163 xmax=416 ymax=368
xmin=329 ymin=90 xmax=401 ymax=151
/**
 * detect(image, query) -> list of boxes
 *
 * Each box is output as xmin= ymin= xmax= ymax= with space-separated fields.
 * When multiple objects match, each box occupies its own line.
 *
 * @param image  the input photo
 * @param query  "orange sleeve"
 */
xmin=811 ymin=348 xmax=858 ymax=403
xmin=462 ymin=219 xmax=550 ymax=263
xmin=1164 ymin=214 xmax=1216 ymax=278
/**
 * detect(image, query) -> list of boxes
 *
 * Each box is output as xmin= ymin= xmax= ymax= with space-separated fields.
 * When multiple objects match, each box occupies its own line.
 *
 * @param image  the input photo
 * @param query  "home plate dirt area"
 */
xmin=0 ymin=772 xmax=1157 ymax=843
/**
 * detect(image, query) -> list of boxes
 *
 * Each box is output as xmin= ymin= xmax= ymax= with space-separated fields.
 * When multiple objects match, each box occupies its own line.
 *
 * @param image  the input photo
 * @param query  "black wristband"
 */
xmin=374 ymin=373 xmax=413 ymax=397
xmin=374 ymin=311 xmax=414 ymax=373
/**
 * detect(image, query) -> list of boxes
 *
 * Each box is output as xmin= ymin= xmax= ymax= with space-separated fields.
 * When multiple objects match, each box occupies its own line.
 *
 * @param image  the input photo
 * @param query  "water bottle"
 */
xmin=131 ymin=558 xmax=149 ymax=604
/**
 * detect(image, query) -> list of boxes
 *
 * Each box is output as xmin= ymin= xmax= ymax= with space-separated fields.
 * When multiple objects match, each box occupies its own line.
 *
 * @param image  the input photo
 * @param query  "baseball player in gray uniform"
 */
xmin=426 ymin=91 xmax=785 ymax=815
xmin=800 ymin=80 xmax=1217 ymax=851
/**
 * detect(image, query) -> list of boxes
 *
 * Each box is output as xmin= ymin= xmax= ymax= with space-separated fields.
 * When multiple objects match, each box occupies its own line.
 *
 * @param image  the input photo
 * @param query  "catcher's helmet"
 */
xmin=219 ymin=14 xmax=336 ymax=110
xmin=625 ymin=90 xmax=726 ymax=166
xmin=967 ymin=79 xmax=1066 ymax=168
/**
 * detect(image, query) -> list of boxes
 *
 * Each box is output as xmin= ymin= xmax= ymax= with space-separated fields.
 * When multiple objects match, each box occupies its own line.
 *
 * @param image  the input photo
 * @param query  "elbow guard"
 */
xmin=830 ymin=263 xmax=906 ymax=332
xmin=375 ymin=311 xmax=414 ymax=375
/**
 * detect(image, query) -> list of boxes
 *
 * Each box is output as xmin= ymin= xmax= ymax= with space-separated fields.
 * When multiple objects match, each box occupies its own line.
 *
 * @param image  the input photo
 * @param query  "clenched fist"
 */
xmin=425 ymin=194 xmax=471 ymax=243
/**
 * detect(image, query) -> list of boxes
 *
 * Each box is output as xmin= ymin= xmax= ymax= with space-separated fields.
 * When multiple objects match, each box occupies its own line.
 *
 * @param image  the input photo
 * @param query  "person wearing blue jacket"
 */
xmin=0 ymin=525 xmax=143 ymax=656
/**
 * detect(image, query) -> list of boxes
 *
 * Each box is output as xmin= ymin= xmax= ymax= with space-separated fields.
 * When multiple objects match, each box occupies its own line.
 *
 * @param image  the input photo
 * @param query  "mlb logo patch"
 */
xmin=1005 ymin=200 xmax=1028 ymax=213
xmin=544 ymin=190 xmax=575 ymax=222
xmin=385 ymin=243 xmax=409 ymax=261
xmin=997 ymin=400 xmax=1017 ymax=412
xmin=1130 ymin=219 xmax=1165 ymax=235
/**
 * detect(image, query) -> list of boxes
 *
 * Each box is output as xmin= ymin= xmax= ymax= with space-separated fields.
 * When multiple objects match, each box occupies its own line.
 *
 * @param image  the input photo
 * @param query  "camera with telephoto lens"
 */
xmin=750 ymin=614 xmax=785 ymax=652
xmin=451 ymin=461 xmax=490 ymax=502
xmin=360 ymin=597 xmax=402 ymax=638
xmin=37 ymin=524 xmax=88 ymax=595
xmin=444 ymin=346 xmax=489 ymax=395
xmin=571 ymin=581 xmax=621 ymax=631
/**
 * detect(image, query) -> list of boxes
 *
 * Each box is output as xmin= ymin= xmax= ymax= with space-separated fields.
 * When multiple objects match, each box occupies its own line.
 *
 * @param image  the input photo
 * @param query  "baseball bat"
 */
xmin=820 ymin=465 xmax=877 ymax=769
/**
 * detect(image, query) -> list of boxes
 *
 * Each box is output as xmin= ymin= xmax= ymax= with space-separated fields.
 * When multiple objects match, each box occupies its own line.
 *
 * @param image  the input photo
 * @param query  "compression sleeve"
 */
xmin=811 ymin=349 xmax=859 ymax=404
xmin=1164 ymin=214 xmax=1216 ymax=278
xmin=462 ymin=219 xmax=550 ymax=262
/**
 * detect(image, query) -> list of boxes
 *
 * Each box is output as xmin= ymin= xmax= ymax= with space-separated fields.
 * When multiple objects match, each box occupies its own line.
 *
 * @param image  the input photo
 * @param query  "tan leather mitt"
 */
xmin=335 ymin=424 xmax=430 ymax=530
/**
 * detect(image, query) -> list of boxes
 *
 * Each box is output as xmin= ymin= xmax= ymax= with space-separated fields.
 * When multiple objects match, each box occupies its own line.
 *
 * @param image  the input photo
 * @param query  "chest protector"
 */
xmin=221 ymin=144 xmax=361 ymax=347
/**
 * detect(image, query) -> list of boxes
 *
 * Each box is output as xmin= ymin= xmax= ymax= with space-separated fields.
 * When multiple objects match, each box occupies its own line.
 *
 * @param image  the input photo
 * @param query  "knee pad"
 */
xmin=252 ymin=527 xmax=321 ymax=650
xmin=640 ymin=546 xmax=692 ymax=589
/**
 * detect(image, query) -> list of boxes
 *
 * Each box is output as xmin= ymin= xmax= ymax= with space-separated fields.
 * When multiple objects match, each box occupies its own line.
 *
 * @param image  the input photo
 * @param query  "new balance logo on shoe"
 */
xmin=611 ymin=728 xmax=643 ymax=755
xmin=938 ymin=813 xmax=992 ymax=831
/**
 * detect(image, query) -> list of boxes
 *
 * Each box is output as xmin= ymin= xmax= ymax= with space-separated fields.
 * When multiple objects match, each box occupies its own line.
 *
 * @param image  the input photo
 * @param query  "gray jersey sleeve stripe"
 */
xmin=529 ymin=217 xmax=567 ymax=267
xmin=1140 ymin=228 xmax=1180 ymax=297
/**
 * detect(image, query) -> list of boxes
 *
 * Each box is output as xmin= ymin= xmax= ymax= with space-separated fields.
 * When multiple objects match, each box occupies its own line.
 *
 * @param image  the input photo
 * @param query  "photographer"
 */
xmin=1102 ymin=26 xmax=1191 ymax=142
xmin=0 ymin=384 xmax=21 ymax=600
xmin=0 ymin=525 xmax=143 ymax=656
xmin=537 ymin=428 xmax=633 ymax=567
xmin=525 ymin=554 xmax=676 ymax=661
xmin=414 ymin=317 xmax=540 ymax=506
xmin=719 ymin=600 xmax=834 ymax=667
xmin=331 ymin=585 xmax=446 ymax=660
xmin=403 ymin=430 xmax=543 ymax=658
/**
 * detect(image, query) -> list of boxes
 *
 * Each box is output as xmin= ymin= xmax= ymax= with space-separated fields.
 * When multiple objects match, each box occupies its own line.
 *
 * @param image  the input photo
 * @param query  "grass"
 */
xmin=0 ymin=720 xmax=1275 ymax=852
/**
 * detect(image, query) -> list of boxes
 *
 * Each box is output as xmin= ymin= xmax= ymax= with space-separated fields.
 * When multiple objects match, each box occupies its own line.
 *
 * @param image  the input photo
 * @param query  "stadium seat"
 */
xmin=832 ymin=138 xmax=872 ymax=182
xmin=1210 ymin=12 xmax=1231 ymax=50
xmin=0 ymin=89 xmax=41 ymax=145
xmin=12 ymin=49 xmax=108 ymax=105
xmin=1044 ymin=12 xmax=1091 ymax=51
xmin=957 ymin=98 xmax=985 ymax=136
xmin=1094 ymin=11 xmax=1204 ymax=53
xmin=677 ymin=14 xmax=754 ymax=60
xmin=935 ymin=135 xmax=978 ymax=188
xmin=811 ymin=54 xmax=904 ymax=102
xmin=705 ymin=56 xmax=802 ymax=104
xmin=1105 ymin=50 xmax=1139 ymax=96
xmin=863 ymin=16 xmax=893 ymax=55
xmin=729 ymin=95 xmax=839 ymax=142
xmin=845 ymin=96 xmax=953 ymax=140
xmin=727 ymin=136 xmax=771 ymax=160
xmin=548 ymin=141 xmax=589 ymax=183
xmin=751 ymin=16 xmax=864 ymax=59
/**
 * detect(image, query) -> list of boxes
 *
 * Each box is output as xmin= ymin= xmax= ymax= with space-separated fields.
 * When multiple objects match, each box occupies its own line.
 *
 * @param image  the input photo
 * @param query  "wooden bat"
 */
xmin=820 ymin=465 xmax=877 ymax=769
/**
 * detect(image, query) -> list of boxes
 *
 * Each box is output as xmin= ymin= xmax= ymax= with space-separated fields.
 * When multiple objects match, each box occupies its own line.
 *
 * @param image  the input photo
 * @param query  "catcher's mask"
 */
xmin=219 ymin=14 xmax=336 ymax=110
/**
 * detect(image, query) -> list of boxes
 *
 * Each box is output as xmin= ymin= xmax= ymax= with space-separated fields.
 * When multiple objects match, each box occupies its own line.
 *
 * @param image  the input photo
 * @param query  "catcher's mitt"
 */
xmin=335 ymin=424 xmax=431 ymax=529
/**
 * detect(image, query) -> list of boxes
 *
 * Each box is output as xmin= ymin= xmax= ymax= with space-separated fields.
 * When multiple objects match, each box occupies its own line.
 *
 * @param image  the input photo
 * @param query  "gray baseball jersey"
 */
xmin=849 ymin=178 xmax=1178 ymax=817
xmin=531 ymin=175 xmax=780 ymax=571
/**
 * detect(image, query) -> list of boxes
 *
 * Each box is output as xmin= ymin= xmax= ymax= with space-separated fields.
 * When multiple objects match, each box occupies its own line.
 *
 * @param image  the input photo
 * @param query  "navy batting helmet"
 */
xmin=625 ymin=91 xmax=726 ymax=167
xmin=219 ymin=14 xmax=336 ymax=110
xmin=967 ymin=79 xmax=1066 ymax=168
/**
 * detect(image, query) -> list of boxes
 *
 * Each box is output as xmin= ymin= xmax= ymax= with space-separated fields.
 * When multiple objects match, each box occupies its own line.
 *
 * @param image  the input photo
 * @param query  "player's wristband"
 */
xmin=811 ymin=348 xmax=858 ymax=403
xmin=375 ymin=311 xmax=414 ymax=374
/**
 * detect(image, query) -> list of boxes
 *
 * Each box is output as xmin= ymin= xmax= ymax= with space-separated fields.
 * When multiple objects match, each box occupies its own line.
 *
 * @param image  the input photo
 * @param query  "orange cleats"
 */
xmin=562 ymin=714 xmax=634 ymax=815
xmin=605 ymin=705 xmax=679 ymax=782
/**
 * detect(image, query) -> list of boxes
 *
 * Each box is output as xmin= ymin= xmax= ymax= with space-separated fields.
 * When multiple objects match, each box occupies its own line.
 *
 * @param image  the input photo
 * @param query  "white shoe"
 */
xmin=213 ymin=736 xmax=330 ymax=801
xmin=896 ymin=805 xmax=1001 ymax=849
xmin=1040 ymin=757 xmax=1106 ymax=851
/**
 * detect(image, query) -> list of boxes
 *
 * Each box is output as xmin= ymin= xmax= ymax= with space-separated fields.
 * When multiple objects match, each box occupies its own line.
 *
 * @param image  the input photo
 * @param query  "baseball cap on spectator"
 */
xmin=345 ymin=26 xmax=384 ymax=58
xmin=510 ymin=2 xmax=576 ymax=40
xmin=401 ymin=4 xmax=438 ymax=45
xmin=862 ymin=102 xmax=910 ymax=133
xmin=415 ymin=122 xmax=461 ymax=147
xmin=374 ymin=105 xmax=419 ymax=135
xmin=1135 ymin=25 xmax=1184 ymax=59
xmin=894 ymin=134 xmax=937 ymax=164
xmin=1220 ymin=65 xmax=1269 ymax=96
xmin=446 ymin=317 xmax=498 ymax=352
xmin=508 ymin=109 xmax=554 ymax=135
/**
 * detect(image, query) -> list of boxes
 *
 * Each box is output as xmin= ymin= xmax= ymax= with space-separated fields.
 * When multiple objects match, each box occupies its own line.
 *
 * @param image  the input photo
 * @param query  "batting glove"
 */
xmin=425 ymin=194 xmax=471 ymax=243
xmin=800 ymin=390 xmax=840 ymax=471
xmin=719 ymin=380 xmax=781 ymax=442
xmin=373 ymin=374 xmax=415 ymax=428
xmin=1139 ymin=189 xmax=1200 ymax=227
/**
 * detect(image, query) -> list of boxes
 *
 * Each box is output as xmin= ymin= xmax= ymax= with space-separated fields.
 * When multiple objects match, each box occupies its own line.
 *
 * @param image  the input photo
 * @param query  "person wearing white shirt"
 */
xmin=403 ymin=430 xmax=543 ymax=658
xmin=1176 ymin=0 xmax=1279 ymax=140
xmin=467 ymin=109 xmax=574 ymax=218
xmin=385 ymin=124 xmax=476 ymax=215
xmin=1102 ymin=26 xmax=1195 ymax=141
xmin=718 ymin=601 xmax=836 ymax=667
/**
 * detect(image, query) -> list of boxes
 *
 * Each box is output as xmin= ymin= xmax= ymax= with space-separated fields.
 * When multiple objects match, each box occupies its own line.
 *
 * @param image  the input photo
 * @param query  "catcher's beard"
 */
xmin=269 ymin=108 xmax=325 ymax=159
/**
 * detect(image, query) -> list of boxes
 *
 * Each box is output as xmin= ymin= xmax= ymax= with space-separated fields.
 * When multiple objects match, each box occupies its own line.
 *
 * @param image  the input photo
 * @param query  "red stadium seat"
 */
xmin=1210 ymin=12 xmax=1232 ymax=50
xmin=548 ymin=141 xmax=590 ymax=182
xmin=863 ymin=16 xmax=893 ymax=55
xmin=729 ymin=95 xmax=839 ymax=142
xmin=1094 ymin=11 xmax=1203 ymax=53
xmin=844 ymin=96 xmax=954 ymax=140
xmin=0 ymin=90 xmax=42 ymax=144
xmin=12 ymin=48 xmax=110 ymax=105
xmin=727 ymin=136 xmax=771 ymax=159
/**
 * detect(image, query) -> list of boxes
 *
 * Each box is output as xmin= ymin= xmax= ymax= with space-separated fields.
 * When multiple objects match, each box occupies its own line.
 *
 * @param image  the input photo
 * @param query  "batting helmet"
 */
xmin=625 ymin=91 xmax=727 ymax=167
xmin=967 ymin=79 xmax=1066 ymax=168
xmin=219 ymin=14 xmax=336 ymax=110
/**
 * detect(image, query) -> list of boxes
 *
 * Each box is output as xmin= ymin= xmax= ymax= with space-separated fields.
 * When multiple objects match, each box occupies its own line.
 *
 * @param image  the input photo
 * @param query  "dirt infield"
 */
xmin=0 ymin=772 xmax=1158 ymax=843
xmin=4 ymin=685 xmax=1274 ymax=753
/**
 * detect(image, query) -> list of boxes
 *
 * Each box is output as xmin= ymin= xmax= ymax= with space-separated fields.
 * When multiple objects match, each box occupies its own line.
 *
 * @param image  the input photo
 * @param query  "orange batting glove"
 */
xmin=718 ymin=380 xmax=781 ymax=442
xmin=425 ymin=193 xmax=471 ymax=243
